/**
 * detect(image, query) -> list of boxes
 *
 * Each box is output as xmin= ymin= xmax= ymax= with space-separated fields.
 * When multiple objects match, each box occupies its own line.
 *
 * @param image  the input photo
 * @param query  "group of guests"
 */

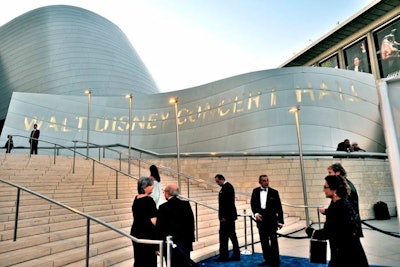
xmin=336 ymin=139 xmax=366 ymax=153
xmin=130 ymin=165 xmax=195 ymax=267
xmin=131 ymin=163 xmax=369 ymax=267
xmin=305 ymin=163 xmax=369 ymax=267
xmin=3 ymin=123 xmax=40 ymax=154
xmin=213 ymin=163 xmax=368 ymax=267
xmin=213 ymin=173 xmax=284 ymax=266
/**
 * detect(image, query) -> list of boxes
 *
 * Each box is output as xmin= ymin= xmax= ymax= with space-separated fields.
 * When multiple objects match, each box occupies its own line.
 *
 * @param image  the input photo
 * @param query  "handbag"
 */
xmin=309 ymin=231 xmax=327 ymax=264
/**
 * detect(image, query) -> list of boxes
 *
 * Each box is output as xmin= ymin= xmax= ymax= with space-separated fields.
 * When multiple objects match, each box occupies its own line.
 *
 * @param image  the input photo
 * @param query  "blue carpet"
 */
xmin=198 ymin=253 xmax=386 ymax=267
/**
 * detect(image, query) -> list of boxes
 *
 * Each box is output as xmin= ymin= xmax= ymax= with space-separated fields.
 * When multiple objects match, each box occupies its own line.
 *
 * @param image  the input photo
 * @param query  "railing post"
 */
xmin=186 ymin=176 xmax=189 ymax=198
xmin=241 ymin=209 xmax=252 ymax=255
xmin=53 ymin=144 xmax=57 ymax=165
xmin=116 ymin=170 xmax=118 ymax=199
xmin=13 ymin=188 xmax=21 ymax=241
xmin=86 ymin=218 xmax=90 ymax=267
xmin=98 ymin=146 xmax=101 ymax=161
xmin=92 ymin=160 xmax=95 ymax=185
xmin=166 ymin=236 xmax=172 ymax=267
xmin=73 ymin=141 xmax=77 ymax=174
xmin=138 ymin=158 xmax=142 ymax=177
xmin=250 ymin=214 xmax=254 ymax=253
xmin=195 ymin=203 xmax=198 ymax=241
xmin=317 ymin=208 xmax=321 ymax=229
xmin=119 ymin=152 xmax=122 ymax=171
xmin=138 ymin=152 xmax=142 ymax=178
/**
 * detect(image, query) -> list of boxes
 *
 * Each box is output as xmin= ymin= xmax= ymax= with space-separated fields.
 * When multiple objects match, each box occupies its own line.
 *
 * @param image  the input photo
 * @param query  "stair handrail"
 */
xmin=2 ymin=137 xmax=324 ymax=258
xmin=0 ymin=179 xmax=166 ymax=267
xmin=4 ymin=135 xmax=325 ymax=224
xmin=3 ymin=135 xmax=141 ymax=199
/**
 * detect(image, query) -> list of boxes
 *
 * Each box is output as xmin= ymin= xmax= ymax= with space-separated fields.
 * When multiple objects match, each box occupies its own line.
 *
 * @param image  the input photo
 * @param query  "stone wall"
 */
xmin=157 ymin=157 xmax=395 ymax=222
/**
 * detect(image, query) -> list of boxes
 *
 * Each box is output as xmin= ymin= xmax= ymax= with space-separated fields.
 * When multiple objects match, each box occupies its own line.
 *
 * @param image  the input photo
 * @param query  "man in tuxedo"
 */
xmin=156 ymin=183 xmax=195 ymax=267
xmin=251 ymin=174 xmax=284 ymax=267
xmin=336 ymin=139 xmax=352 ymax=152
xmin=29 ymin=123 xmax=40 ymax=154
xmin=214 ymin=174 xmax=240 ymax=262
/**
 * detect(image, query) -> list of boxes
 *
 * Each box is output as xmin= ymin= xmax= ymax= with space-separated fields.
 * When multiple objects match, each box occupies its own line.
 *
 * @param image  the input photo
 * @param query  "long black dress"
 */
xmin=310 ymin=198 xmax=368 ymax=267
xmin=130 ymin=196 xmax=158 ymax=267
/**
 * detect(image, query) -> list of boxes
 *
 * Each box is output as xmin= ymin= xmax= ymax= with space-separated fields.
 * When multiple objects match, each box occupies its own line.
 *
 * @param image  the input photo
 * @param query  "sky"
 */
xmin=0 ymin=0 xmax=374 ymax=92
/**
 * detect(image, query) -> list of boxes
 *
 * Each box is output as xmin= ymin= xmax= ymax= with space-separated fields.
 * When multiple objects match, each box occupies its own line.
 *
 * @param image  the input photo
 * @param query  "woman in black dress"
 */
xmin=306 ymin=175 xmax=368 ymax=267
xmin=130 ymin=177 xmax=158 ymax=267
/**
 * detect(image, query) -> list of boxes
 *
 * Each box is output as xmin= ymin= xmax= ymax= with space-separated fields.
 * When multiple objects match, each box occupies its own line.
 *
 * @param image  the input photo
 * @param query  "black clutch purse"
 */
xmin=309 ymin=231 xmax=327 ymax=264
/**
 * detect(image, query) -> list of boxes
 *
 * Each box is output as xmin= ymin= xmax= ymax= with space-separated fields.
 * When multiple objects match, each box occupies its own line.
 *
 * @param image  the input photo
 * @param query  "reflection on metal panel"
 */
xmin=1 ymin=67 xmax=385 ymax=154
xmin=0 ymin=5 xmax=159 ymax=120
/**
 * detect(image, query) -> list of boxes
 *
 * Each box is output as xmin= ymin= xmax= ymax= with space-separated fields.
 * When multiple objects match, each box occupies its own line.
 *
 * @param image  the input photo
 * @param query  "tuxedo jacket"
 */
xmin=30 ymin=129 xmax=40 ymax=144
xmin=250 ymin=187 xmax=284 ymax=226
xmin=156 ymin=196 xmax=195 ymax=250
xmin=218 ymin=182 xmax=238 ymax=221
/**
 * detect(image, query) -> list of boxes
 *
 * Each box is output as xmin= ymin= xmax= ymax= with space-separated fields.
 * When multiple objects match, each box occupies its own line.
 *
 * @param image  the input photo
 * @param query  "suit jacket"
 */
xmin=251 ymin=187 xmax=284 ymax=227
xmin=29 ymin=129 xmax=40 ymax=144
xmin=157 ymin=196 xmax=195 ymax=250
xmin=218 ymin=182 xmax=238 ymax=221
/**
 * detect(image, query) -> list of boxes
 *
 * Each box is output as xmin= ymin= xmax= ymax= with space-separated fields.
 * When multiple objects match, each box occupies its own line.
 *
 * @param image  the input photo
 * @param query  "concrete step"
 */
xmin=0 ymin=154 xmax=305 ymax=266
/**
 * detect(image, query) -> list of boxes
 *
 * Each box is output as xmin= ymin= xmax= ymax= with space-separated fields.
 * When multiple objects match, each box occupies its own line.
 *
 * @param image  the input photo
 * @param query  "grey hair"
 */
xmin=137 ymin=177 xmax=153 ymax=194
xmin=165 ymin=183 xmax=180 ymax=197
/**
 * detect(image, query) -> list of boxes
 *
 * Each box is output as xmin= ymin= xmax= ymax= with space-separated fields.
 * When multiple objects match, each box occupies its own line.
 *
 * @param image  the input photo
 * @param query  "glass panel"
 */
xmin=374 ymin=18 xmax=400 ymax=78
xmin=344 ymin=38 xmax=371 ymax=73
xmin=319 ymin=55 xmax=339 ymax=68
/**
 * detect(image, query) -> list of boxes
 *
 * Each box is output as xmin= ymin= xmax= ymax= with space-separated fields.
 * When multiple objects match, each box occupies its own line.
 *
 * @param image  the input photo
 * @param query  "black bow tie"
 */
xmin=261 ymin=188 xmax=267 ymax=191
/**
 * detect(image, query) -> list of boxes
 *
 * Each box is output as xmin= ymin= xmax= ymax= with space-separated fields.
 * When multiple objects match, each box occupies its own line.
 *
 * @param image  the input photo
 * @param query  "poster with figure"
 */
xmin=344 ymin=38 xmax=370 ymax=73
xmin=374 ymin=18 xmax=400 ymax=78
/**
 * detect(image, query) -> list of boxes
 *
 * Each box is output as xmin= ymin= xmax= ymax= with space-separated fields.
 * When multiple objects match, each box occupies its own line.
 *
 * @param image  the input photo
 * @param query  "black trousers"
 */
xmin=30 ymin=141 xmax=38 ymax=154
xmin=257 ymin=223 xmax=280 ymax=267
xmin=132 ymin=241 xmax=157 ymax=267
xmin=218 ymin=220 xmax=240 ymax=259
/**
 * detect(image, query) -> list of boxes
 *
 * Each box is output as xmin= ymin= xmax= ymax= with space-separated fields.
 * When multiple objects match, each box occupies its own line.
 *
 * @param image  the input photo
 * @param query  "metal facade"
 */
xmin=0 ymin=6 xmax=385 ymax=154
xmin=0 ymin=5 xmax=159 ymax=121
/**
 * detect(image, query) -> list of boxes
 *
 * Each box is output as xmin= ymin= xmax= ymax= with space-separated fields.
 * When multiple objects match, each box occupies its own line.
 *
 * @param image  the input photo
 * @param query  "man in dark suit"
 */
xmin=156 ymin=183 xmax=195 ymax=267
xmin=29 ymin=123 xmax=40 ymax=154
xmin=336 ymin=139 xmax=351 ymax=152
xmin=214 ymin=174 xmax=240 ymax=262
xmin=251 ymin=174 xmax=284 ymax=267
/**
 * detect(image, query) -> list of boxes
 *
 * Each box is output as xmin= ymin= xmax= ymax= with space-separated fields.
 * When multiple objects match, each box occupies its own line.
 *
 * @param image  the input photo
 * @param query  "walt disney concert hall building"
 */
xmin=0 ymin=4 xmax=396 ymax=155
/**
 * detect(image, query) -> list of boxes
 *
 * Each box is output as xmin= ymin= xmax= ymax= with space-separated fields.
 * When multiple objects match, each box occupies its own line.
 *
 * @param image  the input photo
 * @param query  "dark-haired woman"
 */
xmin=130 ymin=177 xmax=158 ymax=267
xmin=305 ymin=175 xmax=368 ymax=267
xmin=149 ymin=165 xmax=164 ymax=208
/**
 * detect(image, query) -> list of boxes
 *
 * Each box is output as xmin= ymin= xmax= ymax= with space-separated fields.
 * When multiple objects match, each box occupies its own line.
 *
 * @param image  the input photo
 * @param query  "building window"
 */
xmin=344 ymin=38 xmax=370 ymax=73
xmin=319 ymin=55 xmax=339 ymax=68
xmin=374 ymin=17 xmax=400 ymax=78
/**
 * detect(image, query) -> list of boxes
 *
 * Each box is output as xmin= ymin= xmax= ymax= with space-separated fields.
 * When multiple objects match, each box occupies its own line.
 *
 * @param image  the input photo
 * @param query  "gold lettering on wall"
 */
xmin=23 ymin=85 xmax=365 ymax=133
xmin=24 ymin=117 xmax=42 ymax=131
xmin=270 ymin=89 xmax=277 ymax=106
xmin=95 ymin=118 xmax=109 ymax=131
xmin=61 ymin=118 xmax=72 ymax=132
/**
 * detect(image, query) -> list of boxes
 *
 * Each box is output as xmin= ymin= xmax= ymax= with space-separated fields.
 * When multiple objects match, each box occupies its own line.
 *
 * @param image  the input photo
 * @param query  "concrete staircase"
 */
xmin=0 ymin=153 xmax=304 ymax=266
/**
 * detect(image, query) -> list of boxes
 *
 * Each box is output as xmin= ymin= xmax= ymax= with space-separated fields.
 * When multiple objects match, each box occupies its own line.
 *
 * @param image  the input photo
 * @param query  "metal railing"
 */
xmin=0 ymin=179 xmax=165 ymax=267
xmin=2 ymin=137 xmax=329 ymax=226
xmin=2 ymin=137 xmax=353 ymax=242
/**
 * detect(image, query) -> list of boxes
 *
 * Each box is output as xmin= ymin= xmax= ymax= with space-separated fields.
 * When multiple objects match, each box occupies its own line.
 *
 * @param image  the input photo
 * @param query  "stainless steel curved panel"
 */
xmin=1 ymin=67 xmax=385 ymax=154
xmin=0 ymin=5 xmax=159 ymax=119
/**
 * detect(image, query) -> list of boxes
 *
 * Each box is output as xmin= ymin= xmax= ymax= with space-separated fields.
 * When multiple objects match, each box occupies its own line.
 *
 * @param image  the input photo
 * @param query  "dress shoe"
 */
xmin=258 ymin=261 xmax=271 ymax=266
xmin=214 ymin=257 xmax=229 ymax=262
